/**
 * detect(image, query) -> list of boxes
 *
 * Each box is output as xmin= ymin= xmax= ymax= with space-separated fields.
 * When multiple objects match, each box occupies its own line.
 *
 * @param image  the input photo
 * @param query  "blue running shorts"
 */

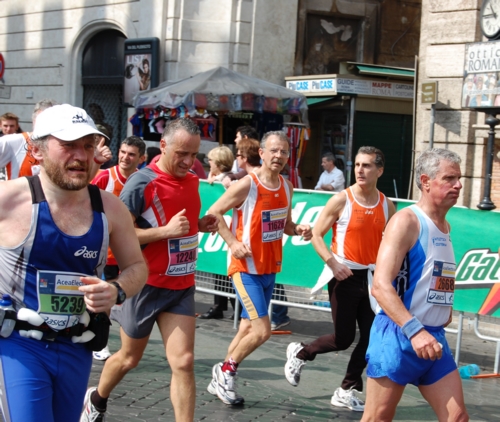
xmin=0 ymin=331 xmax=92 ymax=422
xmin=366 ymin=314 xmax=456 ymax=386
xmin=231 ymin=272 xmax=276 ymax=320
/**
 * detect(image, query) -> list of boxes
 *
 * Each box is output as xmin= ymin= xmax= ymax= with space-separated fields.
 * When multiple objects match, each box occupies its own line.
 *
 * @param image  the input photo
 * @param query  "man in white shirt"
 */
xmin=315 ymin=152 xmax=345 ymax=192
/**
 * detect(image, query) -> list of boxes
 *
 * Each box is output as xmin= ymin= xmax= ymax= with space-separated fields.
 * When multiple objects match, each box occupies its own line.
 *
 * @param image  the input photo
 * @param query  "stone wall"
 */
xmin=415 ymin=0 xmax=486 ymax=207
xmin=0 ymin=0 xmax=298 ymax=128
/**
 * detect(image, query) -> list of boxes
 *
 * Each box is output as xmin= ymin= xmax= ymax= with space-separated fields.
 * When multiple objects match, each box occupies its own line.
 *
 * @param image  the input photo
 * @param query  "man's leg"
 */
xmin=360 ymin=377 xmax=405 ymax=422
xmin=225 ymin=315 xmax=271 ymax=363
xmin=341 ymin=276 xmax=375 ymax=391
xmin=297 ymin=276 xmax=359 ymax=360
xmin=157 ymin=312 xmax=196 ymax=422
xmin=419 ymin=371 xmax=469 ymax=422
xmin=96 ymin=328 xmax=150 ymax=398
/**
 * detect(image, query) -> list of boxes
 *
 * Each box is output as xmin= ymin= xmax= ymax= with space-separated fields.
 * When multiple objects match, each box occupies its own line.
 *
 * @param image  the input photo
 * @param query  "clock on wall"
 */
xmin=481 ymin=0 xmax=500 ymax=39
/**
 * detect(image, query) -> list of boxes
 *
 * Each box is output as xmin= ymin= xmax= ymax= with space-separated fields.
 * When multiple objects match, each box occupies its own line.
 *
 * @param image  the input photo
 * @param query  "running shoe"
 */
xmin=213 ymin=362 xmax=244 ymax=405
xmin=80 ymin=387 xmax=106 ymax=422
xmin=208 ymin=363 xmax=245 ymax=403
xmin=330 ymin=387 xmax=365 ymax=412
xmin=284 ymin=342 xmax=306 ymax=387
xmin=93 ymin=345 xmax=112 ymax=361
xmin=271 ymin=319 xmax=291 ymax=330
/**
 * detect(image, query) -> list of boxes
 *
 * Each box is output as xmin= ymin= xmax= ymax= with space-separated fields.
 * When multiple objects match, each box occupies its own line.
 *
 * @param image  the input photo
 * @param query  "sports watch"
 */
xmin=110 ymin=281 xmax=127 ymax=305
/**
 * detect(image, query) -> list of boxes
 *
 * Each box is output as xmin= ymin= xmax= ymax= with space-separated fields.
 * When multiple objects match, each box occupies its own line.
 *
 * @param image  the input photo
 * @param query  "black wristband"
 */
xmin=293 ymin=225 xmax=299 ymax=236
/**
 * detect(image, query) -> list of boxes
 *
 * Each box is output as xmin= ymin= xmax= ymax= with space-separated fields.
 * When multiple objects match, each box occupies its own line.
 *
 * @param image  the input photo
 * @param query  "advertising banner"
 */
xmin=124 ymin=38 xmax=160 ymax=106
xmin=197 ymin=181 xmax=500 ymax=315
xmin=462 ymin=40 xmax=500 ymax=108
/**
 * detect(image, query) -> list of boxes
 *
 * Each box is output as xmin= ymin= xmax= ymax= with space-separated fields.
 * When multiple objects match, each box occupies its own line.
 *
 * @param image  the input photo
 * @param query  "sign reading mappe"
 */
xmin=197 ymin=182 xmax=500 ymax=316
xmin=286 ymin=77 xmax=413 ymax=99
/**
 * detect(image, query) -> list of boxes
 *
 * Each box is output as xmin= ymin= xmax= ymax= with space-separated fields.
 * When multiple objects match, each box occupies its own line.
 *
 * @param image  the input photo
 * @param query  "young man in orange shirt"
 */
xmin=285 ymin=146 xmax=395 ymax=412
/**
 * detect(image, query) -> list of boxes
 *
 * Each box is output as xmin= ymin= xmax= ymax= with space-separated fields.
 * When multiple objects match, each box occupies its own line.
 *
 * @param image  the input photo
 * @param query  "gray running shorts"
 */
xmin=111 ymin=284 xmax=195 ymax=339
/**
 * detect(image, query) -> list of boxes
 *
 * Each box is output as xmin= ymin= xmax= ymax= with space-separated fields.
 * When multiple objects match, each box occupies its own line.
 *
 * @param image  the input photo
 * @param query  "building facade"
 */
xmin=416 ymin=0 xmax=500 ymax=209
xmin=1 ymin=0 xmax=423 ymax=192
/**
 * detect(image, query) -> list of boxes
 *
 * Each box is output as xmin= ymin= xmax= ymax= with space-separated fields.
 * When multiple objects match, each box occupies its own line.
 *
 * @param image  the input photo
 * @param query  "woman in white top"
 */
xmin=201 ymin=145 xmax=237 ymax=319
xmin=207 ymin=146 xmax=234 ymax=184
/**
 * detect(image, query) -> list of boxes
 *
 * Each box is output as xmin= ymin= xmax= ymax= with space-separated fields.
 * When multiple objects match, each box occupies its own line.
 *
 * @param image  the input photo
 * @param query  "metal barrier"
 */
xmin=197 ymin=272 xmax=500 ymax=376
xmin=446 ymin=311 xmax=500 ymax=376
xmin=195 ymin=271 xmax=332 ymax=329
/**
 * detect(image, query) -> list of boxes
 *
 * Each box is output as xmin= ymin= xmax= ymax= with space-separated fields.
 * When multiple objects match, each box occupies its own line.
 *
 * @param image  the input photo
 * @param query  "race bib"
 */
xmin=37 ymin=270 xmax=87 ymax=331
xmin=426 ymin=261 xmax=455 ymax=306
xmin=166 ymin=234 xmax=198 ymax=276
xmin=261 ymin=208 xmax=287 ymax=243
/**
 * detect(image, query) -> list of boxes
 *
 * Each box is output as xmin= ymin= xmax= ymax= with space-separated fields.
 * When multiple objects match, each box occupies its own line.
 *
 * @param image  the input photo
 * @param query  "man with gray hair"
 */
xmin=82 ymin=118 xmax=219 ymax=422
xmin=315 ymin=152 xmax=345 ymax=192
xmin=206 ymin=130 xmax=312 ymax=405
xmin=361 ymin=148 xmax=468 ymax=421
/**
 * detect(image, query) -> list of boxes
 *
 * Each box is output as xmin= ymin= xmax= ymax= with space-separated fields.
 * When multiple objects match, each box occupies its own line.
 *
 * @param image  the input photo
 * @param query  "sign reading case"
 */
xmin=124 ymin=38 xmax=160 ymax=107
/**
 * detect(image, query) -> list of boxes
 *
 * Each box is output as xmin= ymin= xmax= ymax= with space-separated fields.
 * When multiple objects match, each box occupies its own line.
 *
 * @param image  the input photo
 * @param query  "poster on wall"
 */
xmin=462 ymin=40 xmax=500 ymax=108
xmin=124 ymin=38 xmax=159 ymax=107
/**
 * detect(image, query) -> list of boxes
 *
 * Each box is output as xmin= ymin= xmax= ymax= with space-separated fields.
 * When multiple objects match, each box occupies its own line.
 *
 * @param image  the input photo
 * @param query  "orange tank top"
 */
xmin=6 ymin=132 xmax=39 ymax=179
xmin=103 ymin=166 xmax=128 ymax=266
xmin=228 ymin=173 xmax=291 ymax=276
xmin=331 ymin=187 xmax=388 ymax=265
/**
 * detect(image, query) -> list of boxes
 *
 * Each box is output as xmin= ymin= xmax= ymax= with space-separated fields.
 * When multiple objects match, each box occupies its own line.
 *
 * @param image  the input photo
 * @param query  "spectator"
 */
xmin=315 ymin=152 xmax=345 ymax=192
xmin=0 ymin=112 xmax=22 ymax=136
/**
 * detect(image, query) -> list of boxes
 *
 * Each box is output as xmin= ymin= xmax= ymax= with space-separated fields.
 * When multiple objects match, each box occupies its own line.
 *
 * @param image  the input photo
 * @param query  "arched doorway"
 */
xmin=82 ymin=29 xmax=127 ymax=160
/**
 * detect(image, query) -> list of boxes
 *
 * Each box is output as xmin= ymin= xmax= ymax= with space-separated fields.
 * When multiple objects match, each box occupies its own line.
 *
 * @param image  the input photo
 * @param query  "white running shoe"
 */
xmin=93 ymin=345 xmax=112 ymax=361
xmin=284 ymin=342 xmax=306 ymax=387
xmin=330 ymin=387 xmax=365 ymax=412
xmin=213 ymin=362 xmax=244 ymax=405
xmin=80 ymin=387 xmax=106 ymax=422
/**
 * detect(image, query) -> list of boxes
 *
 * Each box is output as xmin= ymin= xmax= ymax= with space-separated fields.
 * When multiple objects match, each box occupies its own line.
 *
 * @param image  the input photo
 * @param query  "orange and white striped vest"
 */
xmin=331 ymin=187 xmax=389 ymax=266
xmin=228 ymin=172 xmax=291 ymax=276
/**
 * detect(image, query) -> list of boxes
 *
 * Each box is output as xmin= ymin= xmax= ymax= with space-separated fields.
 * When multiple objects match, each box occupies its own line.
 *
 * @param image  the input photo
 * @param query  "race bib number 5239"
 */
xmin=37 ymin=270 xmax=87 ymax=331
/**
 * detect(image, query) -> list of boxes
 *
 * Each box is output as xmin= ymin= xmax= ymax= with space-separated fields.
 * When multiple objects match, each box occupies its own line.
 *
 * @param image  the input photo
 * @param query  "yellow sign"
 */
xmin=421 ymin=81 xmax=437 ymax=104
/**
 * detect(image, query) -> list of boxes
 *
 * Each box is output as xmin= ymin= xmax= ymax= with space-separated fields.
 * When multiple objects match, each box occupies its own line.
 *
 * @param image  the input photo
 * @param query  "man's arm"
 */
xmin=283 ymin=179 xmax=312 ymax=239
xmin=0 ymin=134 xmax=23 ymax=168
xmin=310 ymin=192 xmax=353 ymax=280
xmin=79 ymin=193 xmax=148 ymax=313
xmin=89 ymin=137 xmax=112 ymax=181
xmin=135 ymin=209 xmax=191 ymax=245
xmin=207 ymin=176 xmax=252 ymax=258
xmin=371 ymin=209 xmax=443 ymax=361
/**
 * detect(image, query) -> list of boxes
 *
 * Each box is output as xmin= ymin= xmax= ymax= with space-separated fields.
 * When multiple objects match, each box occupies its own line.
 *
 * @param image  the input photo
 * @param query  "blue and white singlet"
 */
xmin=0 ymin=176 xmax=108 ymax=329
xmin=381 ymin=204 xmax=455 ymax=327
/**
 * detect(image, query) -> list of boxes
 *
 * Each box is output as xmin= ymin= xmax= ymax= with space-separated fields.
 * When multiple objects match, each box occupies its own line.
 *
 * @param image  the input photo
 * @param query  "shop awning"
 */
xmin=350 ymin=63 xmax=414 ymax=80
xmin=306 ymin=96 xmax=335 ymax=106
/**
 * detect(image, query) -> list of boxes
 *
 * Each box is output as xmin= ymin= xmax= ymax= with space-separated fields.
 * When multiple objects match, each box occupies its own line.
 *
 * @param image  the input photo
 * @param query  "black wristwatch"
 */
xmin=110 ymin=281 xmax=127 ymax=305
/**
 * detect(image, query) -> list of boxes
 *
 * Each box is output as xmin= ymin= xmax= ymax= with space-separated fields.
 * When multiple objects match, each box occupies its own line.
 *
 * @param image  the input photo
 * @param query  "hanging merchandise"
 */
xmin=284 ymin=124 xmax=310 ymax=188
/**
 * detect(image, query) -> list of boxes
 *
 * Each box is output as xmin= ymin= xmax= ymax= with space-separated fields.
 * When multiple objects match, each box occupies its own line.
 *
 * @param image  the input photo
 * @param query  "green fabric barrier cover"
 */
xmin=197 ymin=181 xmax=500 ymax=315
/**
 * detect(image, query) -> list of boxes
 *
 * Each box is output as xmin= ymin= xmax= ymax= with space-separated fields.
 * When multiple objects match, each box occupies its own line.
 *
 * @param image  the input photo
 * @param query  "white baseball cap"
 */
xmin=31 ymin=104 xmax=109 ymax=141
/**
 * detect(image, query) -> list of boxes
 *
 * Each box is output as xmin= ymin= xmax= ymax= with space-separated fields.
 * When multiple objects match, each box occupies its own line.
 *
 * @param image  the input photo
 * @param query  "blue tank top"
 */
xmin=0 ymin=176 xmax=108 ymax=331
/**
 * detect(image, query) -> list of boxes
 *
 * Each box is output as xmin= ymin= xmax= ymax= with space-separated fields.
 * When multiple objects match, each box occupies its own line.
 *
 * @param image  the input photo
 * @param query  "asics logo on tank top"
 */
xmin=365 ymin=210 xmax=374 ymax=215
xmin=74 ymin=246 xmax=98 ymax=259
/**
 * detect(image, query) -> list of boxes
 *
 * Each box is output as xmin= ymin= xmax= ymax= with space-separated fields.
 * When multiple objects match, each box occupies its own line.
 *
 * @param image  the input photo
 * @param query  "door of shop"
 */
xmin=353 ymin=112 xmax=412 ymax=199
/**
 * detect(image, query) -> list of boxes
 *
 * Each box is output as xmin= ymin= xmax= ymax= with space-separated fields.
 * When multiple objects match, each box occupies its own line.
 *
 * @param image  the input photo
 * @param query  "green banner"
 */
xmin=197 ymin=181 xmax=500 ymax=315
